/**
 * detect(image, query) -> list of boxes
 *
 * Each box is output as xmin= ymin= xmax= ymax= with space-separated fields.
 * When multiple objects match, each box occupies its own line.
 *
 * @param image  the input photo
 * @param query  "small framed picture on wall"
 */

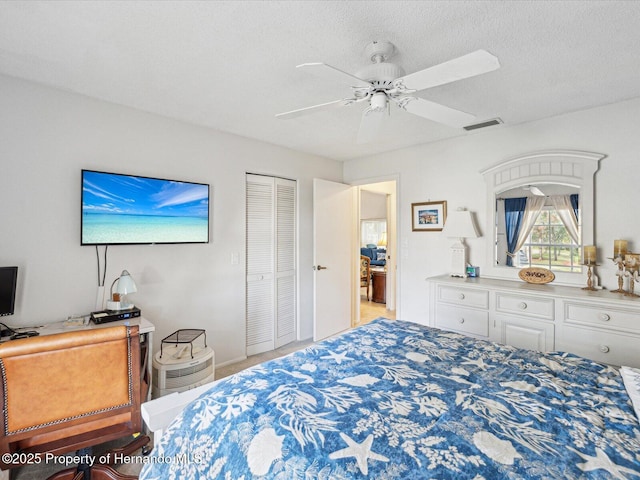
xmin=411 ymin=200 xmax=447 ymax=231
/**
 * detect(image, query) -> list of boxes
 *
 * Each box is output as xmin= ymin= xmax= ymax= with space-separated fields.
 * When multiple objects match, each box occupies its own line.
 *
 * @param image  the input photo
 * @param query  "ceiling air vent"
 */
xmin=463 ymin=118 xmax=503 ymax=131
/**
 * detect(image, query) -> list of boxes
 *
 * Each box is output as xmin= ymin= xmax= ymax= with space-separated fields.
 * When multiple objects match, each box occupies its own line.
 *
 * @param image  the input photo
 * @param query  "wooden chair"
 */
xmin=360 ymin=255 xmax=371 ymax=301
xmin=0 ymin=325 xmax=150 ymax=480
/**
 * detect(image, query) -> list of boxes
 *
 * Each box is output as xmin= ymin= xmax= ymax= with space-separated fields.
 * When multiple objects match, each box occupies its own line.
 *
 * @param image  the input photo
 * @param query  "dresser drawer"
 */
xmin=436 ymin=285 xmax=489 ymax=309
xmin=558 ymin=325 xmax=640 ymax=367
xmin=435 ymin=304 xmax=489 ymax=338
xmin=564 ymin=302 xmax=640 ymax=333
xmin=495 ymin=293 xmax=554 ymax=320
xmin=496 ymin=314 xmax=554 ymax=352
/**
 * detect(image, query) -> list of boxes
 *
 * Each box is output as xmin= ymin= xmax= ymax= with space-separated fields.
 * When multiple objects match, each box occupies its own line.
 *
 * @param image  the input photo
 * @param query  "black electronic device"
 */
xmin=91 ymin=306 xmax=141 ymax=324
xmin=81 ymin=170 xmax=209 ymax=245
xmin=10 ymin=331 xmax=39 ymax=340
xmin=0 ymin=266 xmax=18 ymax=317
xmin=0 ymin=321 xmax=39 ymax=341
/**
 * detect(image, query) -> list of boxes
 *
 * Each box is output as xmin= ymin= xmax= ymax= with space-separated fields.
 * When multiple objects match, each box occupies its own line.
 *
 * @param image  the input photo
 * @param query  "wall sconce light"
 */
xmin=106 ymin=270 xmax=137 ymax=311
xmin=441 ymin=208 xmax=480 ymax=277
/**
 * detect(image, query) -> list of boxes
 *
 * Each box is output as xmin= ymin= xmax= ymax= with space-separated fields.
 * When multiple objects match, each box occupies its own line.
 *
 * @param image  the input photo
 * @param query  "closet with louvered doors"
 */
xmin=245 ymin=174 xmax=297 ymax=356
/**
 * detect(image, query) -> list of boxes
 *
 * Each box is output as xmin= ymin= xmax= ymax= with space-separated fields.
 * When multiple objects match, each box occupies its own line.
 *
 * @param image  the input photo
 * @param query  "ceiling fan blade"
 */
xmin=394 ymin=50 xmax=500 ymax=92
xmin=297 ymin=63 xmax=371 ymax=89
xmin=276 ymin=98 xmax=353 ymax=120
xmin=395 ymin=96 xmax=476 ymax=128
xmin=357 ymin=108 xmax=387 ymax=144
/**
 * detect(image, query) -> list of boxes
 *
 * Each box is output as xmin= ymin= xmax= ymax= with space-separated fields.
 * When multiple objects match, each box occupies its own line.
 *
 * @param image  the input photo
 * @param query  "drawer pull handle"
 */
xmin=598 ymin=313 xmax=611 ymax=322
xmin=599 ymin=345 xmax=610 ymax=354
xmin=458 ymin=318 xmax=465 ymax=324
xmin=518 ymin=302 xmax=527 ymax=310
xmin=458 ymin=293 xmax=465 ymax=300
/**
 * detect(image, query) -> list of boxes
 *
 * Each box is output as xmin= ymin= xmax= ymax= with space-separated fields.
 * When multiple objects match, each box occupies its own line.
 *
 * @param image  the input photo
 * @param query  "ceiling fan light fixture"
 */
xmin=370 ymin=92 xmax=387 ymax=112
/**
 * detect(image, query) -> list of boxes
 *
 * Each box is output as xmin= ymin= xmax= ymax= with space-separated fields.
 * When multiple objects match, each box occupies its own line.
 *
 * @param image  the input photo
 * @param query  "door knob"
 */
xmin=314 ymin=265 xmax=327 ymax=270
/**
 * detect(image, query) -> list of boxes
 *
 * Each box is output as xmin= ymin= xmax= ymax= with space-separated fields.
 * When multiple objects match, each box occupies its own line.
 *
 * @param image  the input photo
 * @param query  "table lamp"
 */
xmin=441 ymin=208 xmax=480 ymax=277
xmin=107 ymin=270 xmax=137 ymax=310
xmin=377 ymin=232 xmax=387 ymax=247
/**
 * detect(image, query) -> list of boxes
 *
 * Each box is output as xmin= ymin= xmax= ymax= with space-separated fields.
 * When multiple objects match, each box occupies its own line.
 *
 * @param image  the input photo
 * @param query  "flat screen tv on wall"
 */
xmin=81 ymin=170 xmax=210 ymax=245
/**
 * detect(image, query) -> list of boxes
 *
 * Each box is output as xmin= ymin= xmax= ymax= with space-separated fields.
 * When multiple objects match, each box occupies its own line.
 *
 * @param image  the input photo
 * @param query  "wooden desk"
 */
xmin=371 ymin=269 xmax=386 ymax=304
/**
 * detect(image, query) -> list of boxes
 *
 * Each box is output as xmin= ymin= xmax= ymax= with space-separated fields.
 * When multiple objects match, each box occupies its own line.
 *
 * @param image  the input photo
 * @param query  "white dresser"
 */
xmin=426 ymin=274 xmax=640 ymax=368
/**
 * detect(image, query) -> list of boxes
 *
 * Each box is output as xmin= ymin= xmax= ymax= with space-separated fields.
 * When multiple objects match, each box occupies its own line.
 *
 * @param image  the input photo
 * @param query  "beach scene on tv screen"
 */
xmin=82 ymin=171 xmax=209 ymax=244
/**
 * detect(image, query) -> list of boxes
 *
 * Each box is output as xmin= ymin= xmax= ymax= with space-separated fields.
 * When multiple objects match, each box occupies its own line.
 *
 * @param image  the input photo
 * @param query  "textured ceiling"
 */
xmin=1 ymin=1 xmax=639 ymax=161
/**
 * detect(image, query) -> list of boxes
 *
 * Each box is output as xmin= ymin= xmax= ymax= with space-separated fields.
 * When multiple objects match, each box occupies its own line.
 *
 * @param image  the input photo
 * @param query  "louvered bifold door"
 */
xmin=275 ymin=178 xmax=296 ymax=348
xmin=246 ymin=174 xmax=275 ymax=356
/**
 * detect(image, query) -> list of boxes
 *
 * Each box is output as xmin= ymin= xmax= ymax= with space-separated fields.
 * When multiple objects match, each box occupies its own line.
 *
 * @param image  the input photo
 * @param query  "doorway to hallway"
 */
xmin=357 ymin=179 xmax=397 ymax=326
xmin=358 ymin=296 xmax=396 ymax=326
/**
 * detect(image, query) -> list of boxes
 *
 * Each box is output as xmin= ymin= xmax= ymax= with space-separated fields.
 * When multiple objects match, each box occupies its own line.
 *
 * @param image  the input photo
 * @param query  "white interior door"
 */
xmin=246 ymin=175 xmax=275 ymax=355
xmin=246 ymin=174 xmax=297 ymax=356
xmin=274 ymin=178 xmax=296 ymax=348
xmin=313 ymin=178 xmax=354 ymax=341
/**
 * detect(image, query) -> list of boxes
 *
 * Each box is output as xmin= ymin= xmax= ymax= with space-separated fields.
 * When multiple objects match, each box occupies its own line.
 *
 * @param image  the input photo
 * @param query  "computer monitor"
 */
xmin=0 ymin=266 xmax=18 ymax=317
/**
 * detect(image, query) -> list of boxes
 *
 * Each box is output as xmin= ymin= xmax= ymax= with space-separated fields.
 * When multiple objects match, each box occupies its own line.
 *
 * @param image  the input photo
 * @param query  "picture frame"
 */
xmin=411 ymin=201 xmax=447 ymax=231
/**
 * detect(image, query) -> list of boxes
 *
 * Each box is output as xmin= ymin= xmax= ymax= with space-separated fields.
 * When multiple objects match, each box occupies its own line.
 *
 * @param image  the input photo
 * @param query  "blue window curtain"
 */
xmin=570 ymin=193 xmax=579 ymax=220
xmin=504 ymin=197 xmax=527 ymax=266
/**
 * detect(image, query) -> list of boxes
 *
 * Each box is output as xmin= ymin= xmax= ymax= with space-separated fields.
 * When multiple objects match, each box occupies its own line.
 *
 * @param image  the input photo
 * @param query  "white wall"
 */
xmin=360 ymin=190 xmax=387 ymax=220
xmin=0 ymin=74 xmax=342 ymax=364
xmin=344 ymin=97 xmax=640 ymax=323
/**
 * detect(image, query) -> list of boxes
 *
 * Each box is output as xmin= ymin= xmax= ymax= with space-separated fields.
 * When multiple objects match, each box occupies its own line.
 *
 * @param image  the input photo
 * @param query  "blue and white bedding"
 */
xmin=140 ymin=318 xmax=640 ymax=479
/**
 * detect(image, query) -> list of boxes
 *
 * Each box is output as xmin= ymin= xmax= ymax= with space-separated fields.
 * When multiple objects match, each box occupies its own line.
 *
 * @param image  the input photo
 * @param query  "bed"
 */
xmin=140 ymin=318 xmax=640 ymax=479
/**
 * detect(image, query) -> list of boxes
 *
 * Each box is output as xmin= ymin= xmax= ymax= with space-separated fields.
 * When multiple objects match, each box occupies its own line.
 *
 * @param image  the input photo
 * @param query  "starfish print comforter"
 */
xmin=140 ymin=318 xmax=640 ymax=479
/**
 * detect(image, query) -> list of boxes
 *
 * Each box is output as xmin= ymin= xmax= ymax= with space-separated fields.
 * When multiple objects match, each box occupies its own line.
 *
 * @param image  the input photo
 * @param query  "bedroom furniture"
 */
xmin=481 ymin=150 xmax=604 ymax=286
xmin=139 ymin=318 xmax=640 ymax=479
xmin=0 ymin=325 xmax=149 ymax=480
xmin=371 ymin=267 xmax=386 ymax=304
xmin=360 ymin=255 xmax=371 ymax=300
xmin=440 ymin=207 xmax=480 ymax=277
xmin=427 ymin=274 xmax=640 ymax=368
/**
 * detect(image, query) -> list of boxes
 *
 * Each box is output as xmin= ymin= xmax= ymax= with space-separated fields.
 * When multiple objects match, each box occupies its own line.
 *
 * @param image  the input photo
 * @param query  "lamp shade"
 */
xmin=115 ymin=270 xmax=137 ymax=295
xmin=442 ymin=209 xmax=480 ymax=239
xmin=377 ymin=232 xmax=387 ymax=247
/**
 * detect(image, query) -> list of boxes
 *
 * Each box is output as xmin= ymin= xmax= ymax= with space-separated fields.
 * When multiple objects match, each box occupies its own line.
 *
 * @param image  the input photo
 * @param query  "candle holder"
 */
xmin=582 ymin=262 xmax=598 ymax=291
xmin=610 ymin=255 xmax=627 ymax=293
xmin=624 ymin=254 xmax=640 ymax=297
xmin=609 ymin=254 xmax=640 ymax=296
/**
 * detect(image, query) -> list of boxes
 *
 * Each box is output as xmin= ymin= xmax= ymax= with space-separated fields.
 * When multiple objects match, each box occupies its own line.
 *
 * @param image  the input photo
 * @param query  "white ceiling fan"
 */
xmin=276 ymin=41 xmax=500 ymax=143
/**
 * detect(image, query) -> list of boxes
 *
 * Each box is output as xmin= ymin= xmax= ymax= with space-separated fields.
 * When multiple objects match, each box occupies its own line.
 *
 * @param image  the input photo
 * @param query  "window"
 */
xmin=517 ymin=207 xmax=581 ymax=272
xmin=361 ymin=219 xmax=387 ymax=247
